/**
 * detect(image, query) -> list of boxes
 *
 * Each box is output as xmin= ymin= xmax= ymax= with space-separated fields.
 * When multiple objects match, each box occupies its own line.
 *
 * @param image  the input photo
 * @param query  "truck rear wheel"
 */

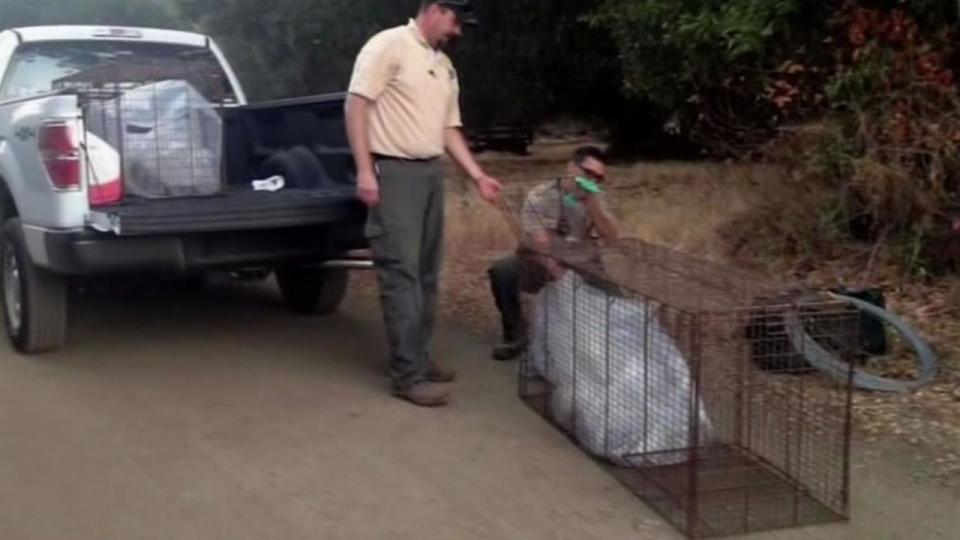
xmin=276 ymin=266 xmax=348 ymax=315
xmin=2 ymin=218 xmax=68 ymax=353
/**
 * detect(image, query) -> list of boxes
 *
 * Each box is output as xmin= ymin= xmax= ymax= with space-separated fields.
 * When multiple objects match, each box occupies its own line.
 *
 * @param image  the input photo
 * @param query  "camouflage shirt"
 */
xmin=520 ymin=179 xmax=609 ymax=267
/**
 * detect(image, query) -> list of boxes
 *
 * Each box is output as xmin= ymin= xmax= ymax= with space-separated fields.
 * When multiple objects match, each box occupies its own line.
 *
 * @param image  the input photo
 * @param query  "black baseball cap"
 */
xmin=436 ymin=0 xmax=479 ymax=26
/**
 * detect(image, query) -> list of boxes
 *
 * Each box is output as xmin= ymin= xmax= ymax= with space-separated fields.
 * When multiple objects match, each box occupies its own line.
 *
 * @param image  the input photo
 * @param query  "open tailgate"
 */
xmin=87 ymin=189 xmax=364 ymax=236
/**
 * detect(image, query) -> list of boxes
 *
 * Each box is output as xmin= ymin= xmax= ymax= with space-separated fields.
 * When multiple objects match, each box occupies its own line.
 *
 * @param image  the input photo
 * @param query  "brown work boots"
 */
xmin=390 ymin=362 xmax=456 ymax=407
xmin=392 ymin=382 xmax=450 ymax=407
xmin=426 ymin=362 xmax=457 ymax=383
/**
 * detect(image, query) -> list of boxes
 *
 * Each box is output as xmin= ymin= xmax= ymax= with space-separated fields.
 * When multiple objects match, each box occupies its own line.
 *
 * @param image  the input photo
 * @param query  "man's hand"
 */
xmin=952 ymin=216 xmax=960 ymax=233
xmin=356 ymin=169 xmax=380 ymax=208
xmin=474 ymin=173 xmax=503 ymax=204
xmin=544 ymin=258 xmax=566 ymax=280
xmin=444 ymin=128 xmax=502 ymax=204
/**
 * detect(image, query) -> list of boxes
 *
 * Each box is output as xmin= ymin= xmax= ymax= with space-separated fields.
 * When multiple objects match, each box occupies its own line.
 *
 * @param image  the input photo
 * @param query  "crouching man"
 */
xmin=487 ymin=145 xmax=619 ymax=360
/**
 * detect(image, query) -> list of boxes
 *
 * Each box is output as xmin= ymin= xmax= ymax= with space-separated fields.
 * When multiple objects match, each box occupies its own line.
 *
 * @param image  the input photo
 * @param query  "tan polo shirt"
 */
xmin=348 ymin=20 xmax=462 ymax=160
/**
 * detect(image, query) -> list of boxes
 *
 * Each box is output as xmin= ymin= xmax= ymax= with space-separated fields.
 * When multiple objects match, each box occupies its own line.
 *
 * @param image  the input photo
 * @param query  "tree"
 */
xmin=174 ymin=0 xmax=416 ymax=100
xmin=0 ymin=0 xmax=184 ymax=29
xmin=175 ymin=0 xmax=617 ymax=129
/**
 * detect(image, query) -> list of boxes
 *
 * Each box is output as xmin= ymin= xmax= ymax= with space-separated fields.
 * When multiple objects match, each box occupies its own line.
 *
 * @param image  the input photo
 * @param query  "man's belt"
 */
xmin=372 ymin=153 xmax=440 ymax=163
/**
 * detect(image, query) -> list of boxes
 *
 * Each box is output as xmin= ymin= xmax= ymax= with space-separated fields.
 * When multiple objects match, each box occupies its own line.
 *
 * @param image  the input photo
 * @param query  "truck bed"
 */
xmin=90 ymin=188 xmax=364 ymax=236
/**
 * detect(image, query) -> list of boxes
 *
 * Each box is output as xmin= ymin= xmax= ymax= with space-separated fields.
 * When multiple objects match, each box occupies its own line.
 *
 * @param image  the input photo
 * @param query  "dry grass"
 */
xmin=611 ymin=161 xmax=776 ymax=259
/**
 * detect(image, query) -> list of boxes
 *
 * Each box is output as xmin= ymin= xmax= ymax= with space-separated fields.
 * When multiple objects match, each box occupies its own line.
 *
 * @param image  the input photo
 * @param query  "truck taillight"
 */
xmin=88 ymin=175 xmax=124 ymax=207
xmin=38 ymin=123 xmax=81 ymax=191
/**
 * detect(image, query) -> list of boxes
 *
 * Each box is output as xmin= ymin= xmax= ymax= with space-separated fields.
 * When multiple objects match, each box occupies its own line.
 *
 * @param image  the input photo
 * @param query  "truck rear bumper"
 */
xmin=23 ymin=223 xmax=367 ymax=276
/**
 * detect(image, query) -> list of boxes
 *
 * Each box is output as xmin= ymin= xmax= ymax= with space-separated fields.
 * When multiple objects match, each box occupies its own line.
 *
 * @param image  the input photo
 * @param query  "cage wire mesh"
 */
xmin=57 ymin=53 xmax=230 ymax=200
xmin=500 ymin=200 xmax=858 ymax=538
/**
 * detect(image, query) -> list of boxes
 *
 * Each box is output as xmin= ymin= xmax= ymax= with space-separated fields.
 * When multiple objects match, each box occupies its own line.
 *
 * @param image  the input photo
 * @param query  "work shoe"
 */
xmin=427 ymin=362 xmax=457 ymax=383
xmin=492 ymin=339 xmax=527 ymax=361
xmin=391 ymin=382 xmax=450 ymax=407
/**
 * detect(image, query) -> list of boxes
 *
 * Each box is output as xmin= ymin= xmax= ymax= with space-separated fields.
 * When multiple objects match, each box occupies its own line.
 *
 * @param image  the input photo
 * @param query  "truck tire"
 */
xmin=276 ymin=266 xmax=348 ymax=315
xmin=258 ymin=146 xmax=324 ymax=189
xmin=2 ymin=218 xmax=68 ymax=353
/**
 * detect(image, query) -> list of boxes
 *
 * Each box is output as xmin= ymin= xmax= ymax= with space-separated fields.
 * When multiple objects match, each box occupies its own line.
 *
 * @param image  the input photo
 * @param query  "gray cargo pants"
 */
xmin=366 ymin=157 xmax=444 ymax=391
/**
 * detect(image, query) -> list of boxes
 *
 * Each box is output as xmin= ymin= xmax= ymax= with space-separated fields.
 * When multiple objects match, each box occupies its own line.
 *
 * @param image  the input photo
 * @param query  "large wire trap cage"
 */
xmin=52 ymin=43 xmax=235 ymax=200
xmin=515 ymin=236 xmax=859 ymax=538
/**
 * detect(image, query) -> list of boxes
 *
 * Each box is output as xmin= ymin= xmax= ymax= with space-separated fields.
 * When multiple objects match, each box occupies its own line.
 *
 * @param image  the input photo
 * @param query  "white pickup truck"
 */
xmin=0 ymin=25 xmax=368 ymax=353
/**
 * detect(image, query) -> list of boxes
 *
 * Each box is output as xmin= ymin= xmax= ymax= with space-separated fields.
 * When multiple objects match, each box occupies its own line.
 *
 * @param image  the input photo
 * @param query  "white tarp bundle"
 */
xmin=528 ymin=272 xmax=711 ymax=466
xmin=86 ymin=80 xmax=222 ymax=198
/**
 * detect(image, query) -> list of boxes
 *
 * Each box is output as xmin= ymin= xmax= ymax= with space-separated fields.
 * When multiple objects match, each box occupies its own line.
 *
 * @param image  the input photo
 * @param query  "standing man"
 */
xmin=346 ymin=0 xmax=502 ymax=407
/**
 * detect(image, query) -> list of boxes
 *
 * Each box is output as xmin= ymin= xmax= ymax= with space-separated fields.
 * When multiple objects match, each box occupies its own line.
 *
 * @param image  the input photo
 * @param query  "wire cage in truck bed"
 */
xmin=65 ymin=51 xmax=232 ymax=201
xmin=63 ymin=53 xmax=363 ymax=237
xmin=512 ymin=234 xmax=859 ymax=538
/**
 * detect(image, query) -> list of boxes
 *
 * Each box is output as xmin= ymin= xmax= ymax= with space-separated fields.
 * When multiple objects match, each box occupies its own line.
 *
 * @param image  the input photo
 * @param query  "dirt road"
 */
xmin=0 ymin=278 xmax=955 ymax=539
